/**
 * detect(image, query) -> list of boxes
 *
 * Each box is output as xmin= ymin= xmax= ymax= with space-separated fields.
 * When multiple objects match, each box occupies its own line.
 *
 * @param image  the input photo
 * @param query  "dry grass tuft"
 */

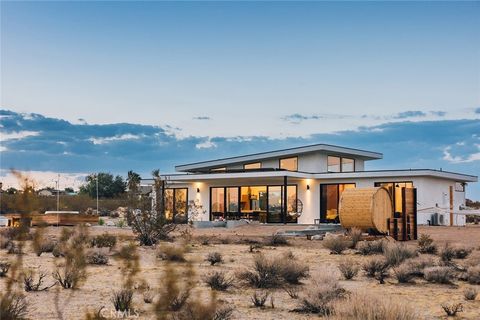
xmin=467 ymin=265 xmax=480 ymax=284
xmin=338 ymin=257 xmax=359 ymax=280
xmin=203 ymin=271 xmax=234 ymax=291
xmin=393 ymin=263 xmax=415 ymax=283
xmin=423 ymin=266 xmax=454 ymax=284
xmin=329 ymin=292 xmax=418 ymax=320
xmin=90 ymin=233 xmax=117 ymax=250
xmin=417 ymin=233 xmax=437 ymax=254
xmin=363 ymin=256 xmax=389 ymax=278
xmin=356 ymin=239 xmax=386 ymax=255
xmin=0 ymin=261 xmax=10 ymax=277
xmin=23 ymin=270 xmax=54 ymax=292
xmin=250 ymin=291 xmax=270 ymax=308
xmin=382 ymin=242 xmax=417 ymax=267
xmin=463 ymin=287 xmax=478 ymax=301
xmin=322 ymin=235 xmax=352 ymax=254
xmin=0 ymin=292 xmax=28 ymax=320
xmin=267 ymin=233 xmax=289 ymax=246
xmin=205 ymin=252 xmax=222 ymax=266
xmin=292 ymin=276 xmax=346 ymax=315
xmin=157 ymin=244 xmax=187 ymax=262
xmin=86 ymin=249 xmax=109 ymax=265
xmin=111 ymin=288 xmax=134 ymax=312
xmin=347 ymin=227 xmax=362 ymax=249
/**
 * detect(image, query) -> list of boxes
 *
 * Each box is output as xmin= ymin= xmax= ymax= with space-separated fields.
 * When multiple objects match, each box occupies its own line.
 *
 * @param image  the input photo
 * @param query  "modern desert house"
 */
xmin=142 ymin=144 xmax=477 ymax=226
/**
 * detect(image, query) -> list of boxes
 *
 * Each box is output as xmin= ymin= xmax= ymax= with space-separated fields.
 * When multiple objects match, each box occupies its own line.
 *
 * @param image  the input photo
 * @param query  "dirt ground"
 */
xmin=1 ymin=224 xmax=479 ymax=320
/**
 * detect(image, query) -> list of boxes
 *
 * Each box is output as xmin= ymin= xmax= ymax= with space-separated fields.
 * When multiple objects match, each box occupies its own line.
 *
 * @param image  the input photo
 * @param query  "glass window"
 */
xmin=211 ymin=167 xmax=226 ymax=172
xmin=174 ymin=189 xmax=187 ymax=223
xmin=164 ymin=189 xmax=174 ymax=220
xmin=244 ymin=162 xmax=261 ymax=170
xmin=280 ymin=157 xmax=298 ymax=171
xmin=240 ymin=186 xmax=267 ymax=221
xmin=286 ymin=185 xmax=298 ymax=223
xmin=327 ymin=156 xmax=341 ymax=172
xmin=226 ymin=187 xmax=239 ymax=219
xmin=374 ymin=182 xmax=413 ymax=213
xmin=342 ymin=158 xmax=354 ymax=172
xmin=268 ymin=186 xmax=282 ymax=223
xmin=320 ymin=183 xmax=356 ymax=222
xmin=211 ymin=187 xmax=225 ymax=220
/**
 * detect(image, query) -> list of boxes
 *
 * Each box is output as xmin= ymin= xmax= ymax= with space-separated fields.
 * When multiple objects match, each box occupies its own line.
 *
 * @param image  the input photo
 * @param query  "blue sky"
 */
xmin=0 ymin=1 xmax=479 ymax=197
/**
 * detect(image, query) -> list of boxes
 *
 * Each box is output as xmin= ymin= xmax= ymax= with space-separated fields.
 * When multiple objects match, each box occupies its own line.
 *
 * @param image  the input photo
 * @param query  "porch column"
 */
xmin=283 ymin=176 xmax=287 ymax=224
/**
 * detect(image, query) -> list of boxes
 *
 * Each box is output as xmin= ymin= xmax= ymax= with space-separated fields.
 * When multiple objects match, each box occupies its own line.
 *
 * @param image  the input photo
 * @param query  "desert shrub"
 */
xmin=197 ymin=236 xmax=211 ymax=246
xmin=441 ymin=303 xmax=463 ymax=316
xmin=112 ymin=288 xmax=134 ymax=312
xmin=347 ymin=227 xmax=362 ymax=249
xmin=251 ymin=291 xmax=270 ymax=308
xmin=52 ymin=227 xmax=88 ymax=289
xmin=356 ymin=239 xmax=386 ymax=255
xmin=0 ymin=292 xmax=28 ymax=320
xmin=322 ymin=235 xmax=352 ymax=254
xmin=267 ymin=234 xmax=288 ymax=246
xmin=440 ymin=244 xmax=456 ymax=262
xmin=464 ymin=287 xmax=477 ymax=300
xmin=143 ymin=288 xmax=154 ymax=304
xmin=157 ymin=244 xmax=186 ymax=262
xmin=238 ymin=254 xmax=282 ymax=288
xmin=90 ymin=233 xmax=117 ymax=250
xmin=33 ymin=240 xmax=56 ymax=257
xmin=467 ymin=265 xmax=480 ymax=284
xmin=0 ymin=261 xmax=10 ymax=277
xmin=0 ymin=236 xmax=9 ymax=249
xmin=6 ymin=241 xmax=21 ymax=255
xmin=363 ymin=257 xmax=389 ymax=278
xmin=423 ymin=266 xmax=454 ymax=284
xmin=338 ymin=258 xmax=359 ymax=280
xmin=292 ymin=277 xmax=346 ymax=315
xmin=86 ymin=250 xmax=109 ymax=265
xmin=279 ymin=258 xmax=309 ymax=285
xmin=23 ymin=270 xmax=53 ymax=292
xmin=331 ymin=292 xmax=417 ymax=320
xmin=98 ymin=218 xmax=105 ymax=226
xmin=204 ymin=272 xmax=234 ymax=291
xmin=393 ymin=263 xmax=415 ymax=283
xmin=382 ymin=242 xmax=417 ymax=267
xmin=284 ymin=286 xmax=300 ymax=299
xmin=403 ymin=256 xmax=436 ymax=277
xmin=452 ymin=245 xmax=472 ymax=259
xmin=52 ymin=243 xmax=64 ymax=258
xmin=417 ymin=233 xmax=437 ymax=254
xmin=239 ymin=254 xmax=309 ymax=288
xmin=206 ymin=252 xmax=222 ymax=266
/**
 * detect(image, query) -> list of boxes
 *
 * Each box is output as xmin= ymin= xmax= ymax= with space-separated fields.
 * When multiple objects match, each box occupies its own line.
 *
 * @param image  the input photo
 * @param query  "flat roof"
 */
xmin=141 ymin=169 xmax=477 ymax=184
xmin=175 ymin=143 xmax=383 ymax=172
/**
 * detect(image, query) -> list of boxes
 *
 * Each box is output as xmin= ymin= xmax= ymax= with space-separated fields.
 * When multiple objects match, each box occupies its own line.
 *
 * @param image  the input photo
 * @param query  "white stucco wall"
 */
xmin=160 ymin=174 xmax=469 ymax=226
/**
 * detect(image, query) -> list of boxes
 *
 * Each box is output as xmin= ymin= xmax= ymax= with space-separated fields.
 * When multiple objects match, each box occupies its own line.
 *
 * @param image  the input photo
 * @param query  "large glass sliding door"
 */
xmin=210 ymin=185 xmax=297 ymax=223
xmin=268 ymin=186 xmax=282 ymax=223
xmin=320 ymin=183 xmax=355 ymax=223
xmin=165 ymin=188 xmax=189 ymax=223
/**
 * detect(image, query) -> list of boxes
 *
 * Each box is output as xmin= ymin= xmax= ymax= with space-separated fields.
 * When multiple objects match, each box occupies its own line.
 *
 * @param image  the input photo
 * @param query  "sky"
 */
xmin=0 ymin=1 xmax=479 ymax=198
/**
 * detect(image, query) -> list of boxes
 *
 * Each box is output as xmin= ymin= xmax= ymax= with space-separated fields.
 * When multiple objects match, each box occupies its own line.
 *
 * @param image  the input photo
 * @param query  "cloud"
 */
xmin=1 ymin=130 xmax=40 ymax=141
xmin=195 ymin=139 xmax=217 ymax=149
xmin=393 ymin=111 xmax=427 ymax=119
xmin=430 ymin=111 xmax=447 ymax=117
xmin=89 ymin=134 xmax=144 ymax=145
xmin=192 ymin=116 xmax=211 ymax=120
xmin=281 ymin=113 xmax=350 ymax=124
xmin=0 ymin=109 xmax=479 ymax=198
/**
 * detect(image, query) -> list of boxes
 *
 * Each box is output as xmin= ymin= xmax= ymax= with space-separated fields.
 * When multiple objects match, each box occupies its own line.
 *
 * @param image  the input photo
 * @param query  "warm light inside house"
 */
xmin=374 ymin=181 xmax=414 ymax=213
xmin=244 ymin=162 xmax=261 ymax=169
xmin=320 ymin=183 xmax=356 ymax=222
xmin=279 ymin=157 xmax=298 ymax=171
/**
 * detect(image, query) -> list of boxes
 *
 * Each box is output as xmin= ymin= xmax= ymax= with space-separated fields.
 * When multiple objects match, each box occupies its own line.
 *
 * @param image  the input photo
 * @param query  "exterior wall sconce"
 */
xmin=306 ymin=185 xmax=310 ymax=190
xmin=196 ymin=188 xmax=200 ymax=193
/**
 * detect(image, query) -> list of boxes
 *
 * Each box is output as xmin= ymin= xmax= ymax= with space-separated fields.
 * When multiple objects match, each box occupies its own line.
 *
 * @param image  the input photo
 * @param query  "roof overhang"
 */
xmin=141 ymin=169 xmax=477 ymax=184
xmin=313 ymin=169 xmax=478 ymax=182
xmin=175 ymin=144 xmax=383 ymax=172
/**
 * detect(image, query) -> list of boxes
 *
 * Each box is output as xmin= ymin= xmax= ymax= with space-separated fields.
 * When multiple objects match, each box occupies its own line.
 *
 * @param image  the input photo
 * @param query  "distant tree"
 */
xmin=126 ymin=171 xmax=141 ymax=193
xmin=5 ymin=187 xmax=18 ymax=194
xmin=64 ymin=187 xmax=74 ymax=193
xmin=79 ymin=173 xmax=126 ymax=198
xmin=466 ymin=199 xmax=480 ymax=209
